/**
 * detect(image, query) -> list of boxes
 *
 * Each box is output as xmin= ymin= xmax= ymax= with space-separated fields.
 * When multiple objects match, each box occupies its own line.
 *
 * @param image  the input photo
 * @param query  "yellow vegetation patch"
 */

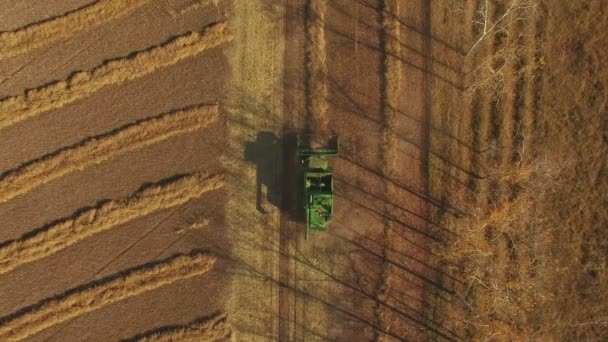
xmin=0 ymin=22 xmax=232 ymax=131
xmin=0 ymin=104 xmax=219 ymax=203
xmin=0 ymin=0 xmax=150 ymax=60
xmin=170 ymin=0 xmax=218 ymax=17
xmin=134 ymin=312 xmax=231 ymax=342
xmin=0 ymin=172 xmax=223 ymax=275
xmin=175 ymin=218 xmax=211 ymax=235
xmin=0 ymin=252 xmax=216 ymax=342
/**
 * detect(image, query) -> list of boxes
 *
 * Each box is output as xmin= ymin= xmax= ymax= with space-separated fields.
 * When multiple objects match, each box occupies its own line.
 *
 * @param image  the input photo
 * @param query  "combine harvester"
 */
xmin=297 ymin=135 xmax=339 ymax=239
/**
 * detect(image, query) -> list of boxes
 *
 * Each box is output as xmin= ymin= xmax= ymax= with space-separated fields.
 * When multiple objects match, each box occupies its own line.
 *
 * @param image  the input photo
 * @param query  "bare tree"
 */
xmin=467 ymin=0 xmax=537 ymax=56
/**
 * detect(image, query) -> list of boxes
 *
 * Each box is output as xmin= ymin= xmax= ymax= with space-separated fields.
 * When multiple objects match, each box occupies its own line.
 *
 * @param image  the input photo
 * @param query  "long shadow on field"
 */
xmin=245 ymin=132 xmax=282 ymax=214
xmin=244 ymin=131 xmax=306 ymax=223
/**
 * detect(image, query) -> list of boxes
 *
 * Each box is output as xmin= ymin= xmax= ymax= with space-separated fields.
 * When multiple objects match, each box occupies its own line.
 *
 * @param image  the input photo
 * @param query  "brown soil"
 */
xmin=0 ymin=0 xmax=604 ymax=341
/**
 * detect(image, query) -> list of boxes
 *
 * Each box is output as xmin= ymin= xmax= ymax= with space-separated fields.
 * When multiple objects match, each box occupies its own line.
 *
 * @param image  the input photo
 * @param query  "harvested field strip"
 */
xmin=132 ymin=312 xmax=231 ymax=341
xmin=0 ymin=252 xmax=216 ymax=342
xmin=375 ymin=0 xmax=402 ymax=337
xmin=0 ymin=22 xmax=232 ymax=131
xmin=0 ymin=105 xmax=219 ymax=203
xmin=0 ymin=172 xmax=223 ymax=275
xmin=0 ymin=0 xmax=150 ymax=60
xmin=306 ymin=0 xmax=330 ymax=138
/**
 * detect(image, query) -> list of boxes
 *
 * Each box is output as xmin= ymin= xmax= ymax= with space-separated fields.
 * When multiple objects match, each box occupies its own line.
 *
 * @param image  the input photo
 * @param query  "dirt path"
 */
xmin=222 ymin=1 xmax=285 ymax=339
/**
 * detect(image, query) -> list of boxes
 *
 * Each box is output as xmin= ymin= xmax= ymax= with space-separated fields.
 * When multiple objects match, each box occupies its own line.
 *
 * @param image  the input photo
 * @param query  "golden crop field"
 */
xmin=0 ymin=0 xmax=604 ymax=341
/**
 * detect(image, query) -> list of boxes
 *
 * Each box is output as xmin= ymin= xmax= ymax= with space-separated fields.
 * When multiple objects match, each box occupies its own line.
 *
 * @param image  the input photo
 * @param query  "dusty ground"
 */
xmin=0 ymin=0 xmax=605 ymax=341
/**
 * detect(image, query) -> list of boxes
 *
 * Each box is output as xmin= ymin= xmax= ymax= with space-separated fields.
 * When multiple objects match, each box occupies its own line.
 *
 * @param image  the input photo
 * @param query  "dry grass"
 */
xmin=133 ymin=312 xmax=231 ymax=342
xmin=0 ymin=104 xmax=219 ymax=203
xmin=428 ymin=1 xmax=608 ymax=340
xmin=306 ymin=0 xmax=330 ymax=141
xmin=440 ymin=157 xmax=565 ymax=339
xmin=169 ymin=0 xmax=218 ymax=17
xmin=175 ymin=218 xmax=211 ymax=235
xmin=0 ymin=172 xmax=223 ymax=275
xmin=0 ymin=252 xmax=216 ymax=342
xmin=0 ymin=22 xmax=232 ymax=131
xmin=0 ymin=0 xmax=150 ymax=60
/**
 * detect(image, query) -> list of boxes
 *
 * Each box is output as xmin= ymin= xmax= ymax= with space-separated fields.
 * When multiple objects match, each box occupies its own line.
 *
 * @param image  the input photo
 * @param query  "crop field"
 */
xmin=0 ymin=0 xmax=605 ymax=341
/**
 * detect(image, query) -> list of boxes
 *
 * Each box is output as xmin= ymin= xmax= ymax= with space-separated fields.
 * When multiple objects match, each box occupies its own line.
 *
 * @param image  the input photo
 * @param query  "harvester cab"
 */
xmin=297 ymin=135 xmax=339 ymax=239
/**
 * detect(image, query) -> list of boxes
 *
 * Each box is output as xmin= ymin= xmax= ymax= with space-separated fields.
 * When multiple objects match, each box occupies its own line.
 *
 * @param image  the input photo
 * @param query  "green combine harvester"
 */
xmin=297 ymin=135 xmax=338 ymax=239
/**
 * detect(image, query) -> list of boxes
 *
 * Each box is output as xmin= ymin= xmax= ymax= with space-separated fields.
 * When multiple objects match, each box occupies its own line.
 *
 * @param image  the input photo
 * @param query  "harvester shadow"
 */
xmin=243 ymin=131 xmax=305 ymax=223
xmin=244 ymin=131 xmax=281 ymax=214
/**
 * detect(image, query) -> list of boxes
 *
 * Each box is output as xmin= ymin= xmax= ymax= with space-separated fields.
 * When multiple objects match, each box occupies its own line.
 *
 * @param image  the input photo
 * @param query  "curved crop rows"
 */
xmin=134 ymin=312 xmax=231 ymax=342
xmin=0 ymin=0 xmax=150 ymax=60
xmin=0 ymin=172 xmax=223 ymax=275
xmin=0 ymin=104 xmax=219 ymax=203
xmin=0 ymin=22 xmax=232 ymax=131
xmin=0 ymin=252 xmax=216 ymax=342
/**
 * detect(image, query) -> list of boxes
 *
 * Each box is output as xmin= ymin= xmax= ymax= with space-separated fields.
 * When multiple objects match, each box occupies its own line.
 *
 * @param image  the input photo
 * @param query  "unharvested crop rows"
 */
xmin=0 ymin=22 xmax=232 ymax=131
xmin=0 ymin=0 xmax=150 ymax=59
xmin=0 ymin=105 xmax=219 ymax=203
xmin=0 ymin=253 xmax=216 ymax=342
xmin=0 ymin=172 xmax=223 ymax=275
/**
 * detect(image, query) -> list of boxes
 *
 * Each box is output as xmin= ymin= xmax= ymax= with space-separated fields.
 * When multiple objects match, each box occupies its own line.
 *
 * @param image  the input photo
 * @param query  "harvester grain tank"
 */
xmin=297 ymin=135 xmax=338 ymax=239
